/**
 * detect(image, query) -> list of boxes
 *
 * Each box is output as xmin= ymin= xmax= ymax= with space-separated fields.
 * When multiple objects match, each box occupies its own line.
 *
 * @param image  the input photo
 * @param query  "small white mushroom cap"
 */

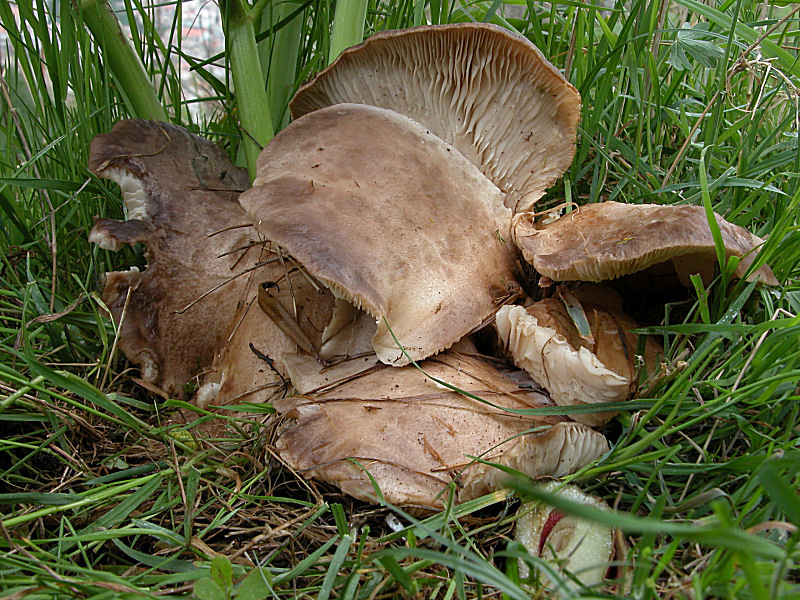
xmin=290 ymin=23 xmax=580 ymax=213
xmin=516 ymin=482 xmax=615 ymax=591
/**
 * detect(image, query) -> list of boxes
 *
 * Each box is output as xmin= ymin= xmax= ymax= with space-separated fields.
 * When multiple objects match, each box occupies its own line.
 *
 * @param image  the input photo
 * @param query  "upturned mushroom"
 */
xmin=238 ymin=103 xmax=522 ymax=366
xmin=290 ymin=23 xmax=581 ymax=213
xmin=513 ymin=201 xmax=778 ymax=286
xmin=274 ymin=352 xmax=609 ymax=508
xmin=496 ymin=285 xmax=663 ymax=426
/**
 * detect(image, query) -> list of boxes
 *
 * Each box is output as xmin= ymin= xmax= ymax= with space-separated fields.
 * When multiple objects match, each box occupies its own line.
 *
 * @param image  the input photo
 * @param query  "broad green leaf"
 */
xmin=194 ymin=577 xmax=227 ymax=600
xmin=236 ymin=567 xmax=273 ymax=600
xmin=211 ymin=555 xmax=233 ymax=590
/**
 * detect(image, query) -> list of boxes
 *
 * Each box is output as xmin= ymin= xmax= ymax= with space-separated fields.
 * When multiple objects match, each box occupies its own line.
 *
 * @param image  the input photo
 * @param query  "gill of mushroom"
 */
xmin=289 ymin=23 xmax=582 ymax=214
xmin=496 ymin=285 xmax=663 ymax=427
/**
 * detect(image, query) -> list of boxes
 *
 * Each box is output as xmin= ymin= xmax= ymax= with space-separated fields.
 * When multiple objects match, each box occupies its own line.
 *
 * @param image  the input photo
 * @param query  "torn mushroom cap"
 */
xmin=274 ymin=352 xmax=609 ymax=509
xmin=513 ymin=201 xmax=778 ymax=286
xmin=239 ymin=103 xmax=522 ymax=367
xmin=290 ymin=23 xmax=580 ymax=213
xmin=496 ymin=285 xmax=663 ymax=427
xmin=516 ymin=482 xmax=616 ymax=591
xmin=88 ymin=120 xmax=256 ymax=396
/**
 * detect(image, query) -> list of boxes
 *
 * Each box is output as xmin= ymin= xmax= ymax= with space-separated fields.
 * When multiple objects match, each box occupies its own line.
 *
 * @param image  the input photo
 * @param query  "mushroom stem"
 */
xmin=78 ymin=0 xmax=167 ymax=121
xmin=220 ymin=0 xmax=275 ymax=180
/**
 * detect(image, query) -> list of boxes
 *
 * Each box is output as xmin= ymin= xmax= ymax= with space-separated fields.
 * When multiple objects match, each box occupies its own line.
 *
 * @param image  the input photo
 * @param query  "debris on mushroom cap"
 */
xmin=513 ymin=201 xmax=778 ymax=286
xmin=194 ymin=266 xmax=335 ymax=409
xmin=239 ymin=103 xmax=522 ymax=367
xmin=516 ymin=482 xmax=619 ymax=592
xmin=290 ymin=23 xmax=580 ymax=213
xmin=88 ymin=120 xmax=256 ymax=396
xmin=496 ymin=285 xmax=663 ymax=427
xmin=274 ymin=352 xmax=609 ymax=509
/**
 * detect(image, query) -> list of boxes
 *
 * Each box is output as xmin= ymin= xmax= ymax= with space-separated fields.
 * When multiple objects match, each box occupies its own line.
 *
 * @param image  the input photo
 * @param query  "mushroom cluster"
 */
xmin=90 ymin=24 xmax=775 ymax=511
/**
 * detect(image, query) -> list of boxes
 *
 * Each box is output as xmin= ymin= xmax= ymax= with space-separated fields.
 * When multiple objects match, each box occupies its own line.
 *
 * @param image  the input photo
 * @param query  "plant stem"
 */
xmin=328 ymin=0 xmax=368 ymax=64
xmin=78 ymin=0 xmax=167 ymax=121
xmin=221 ymin=0 xmax=275 ymax=181
xmin=262 ymin=1 xmax=304 ymax=129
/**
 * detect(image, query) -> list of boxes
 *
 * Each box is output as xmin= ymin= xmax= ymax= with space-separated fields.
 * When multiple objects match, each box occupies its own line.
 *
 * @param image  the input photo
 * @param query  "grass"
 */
xmin=1 ymin=0 xmax=799 ymax=598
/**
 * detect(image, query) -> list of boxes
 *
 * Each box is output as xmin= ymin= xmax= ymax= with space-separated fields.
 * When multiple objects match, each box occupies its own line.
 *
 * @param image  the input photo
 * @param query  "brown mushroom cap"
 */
xmin=290 ymin=23 xmax=581 ymax=213
xmin=239 ymin=103 xmax=522 ymax=366
xmin=513 ymin=201 xmax=778 ymax=286
xmin=88 ymin=120 xmax=255 ymax=395
xmin=275 ymin=353 xmax=609 ymax=508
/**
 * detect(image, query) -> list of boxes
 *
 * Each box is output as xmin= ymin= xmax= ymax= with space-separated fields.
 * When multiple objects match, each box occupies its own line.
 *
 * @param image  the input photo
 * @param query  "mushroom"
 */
xmin=516 ymin=482 xmax=621 ymax=592
xmin=89 ymin=120 xmax=336 ymax=403
xmin=274 ymin=352 xmax=609 ymax=509
xmin=496 ymin=285 xmax=663 ymax=426
xmin=319 ymin=300 xmax=377 ymax=362
xmin=290 ymin=23 xmax=581 ymax=213
xmin=88 ymin=120 xmax=256 ymax=396
xmin=512 ymin=201 xmax=778 ymax=286
xmin=238 ymin=103 xmax=522 ymax=366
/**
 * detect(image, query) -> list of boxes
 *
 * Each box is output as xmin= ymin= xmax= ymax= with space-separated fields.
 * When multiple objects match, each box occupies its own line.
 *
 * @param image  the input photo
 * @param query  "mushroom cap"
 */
xmin=275 ymin=353 xmax=608 ymax=508
xmin=496 ymin=286 xmax=663 ymax=427
xmin=516 ymin=482 xmax=615 ymax=589
xmin=239 ymin=103 xmax=521 ymax=366
xmin=513 ymin=201 xmax=778 ymax=285
xmin=88 ymin=120 xmax=255 ymax=395
xmin=290 ymin=23 xmax=581 ymax=213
